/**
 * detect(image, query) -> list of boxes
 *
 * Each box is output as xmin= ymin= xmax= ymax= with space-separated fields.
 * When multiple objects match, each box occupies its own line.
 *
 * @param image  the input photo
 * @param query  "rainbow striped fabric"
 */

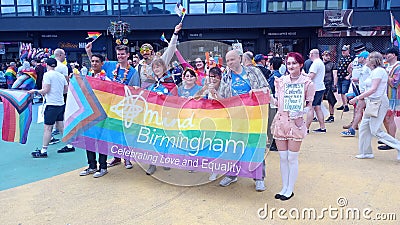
xmin=391 ymin=12 xmax=400 ymax=48
xmin=86 ymin=32 xmax=101 ymax=40
xmin=0 ymin=89 xmax=33 ymax=144
xmin=63 ymin=76 xmax=269 ymax=178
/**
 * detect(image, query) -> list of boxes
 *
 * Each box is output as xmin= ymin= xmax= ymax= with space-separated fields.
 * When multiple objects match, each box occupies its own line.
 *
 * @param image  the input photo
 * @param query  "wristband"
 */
xmin=173 ymin=32 xmax=178 ymax=36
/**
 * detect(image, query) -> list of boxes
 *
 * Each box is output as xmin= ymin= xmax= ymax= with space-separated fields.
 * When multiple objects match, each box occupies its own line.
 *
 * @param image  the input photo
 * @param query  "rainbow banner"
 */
xmin=63 ymin=76 xmax=269 ymax=178
xmin=0 ymin=89 xmax=33 ymax=144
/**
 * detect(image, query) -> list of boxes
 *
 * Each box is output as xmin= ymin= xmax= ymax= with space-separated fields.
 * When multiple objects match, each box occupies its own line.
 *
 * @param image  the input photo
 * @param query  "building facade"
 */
xmin=0 ymin=0 xmax=399 ymax=63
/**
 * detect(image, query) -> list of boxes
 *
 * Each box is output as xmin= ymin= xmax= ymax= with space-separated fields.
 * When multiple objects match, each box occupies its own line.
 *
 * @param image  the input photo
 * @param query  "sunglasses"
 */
xmin=140 ymin=47 xmax=152 ymax=52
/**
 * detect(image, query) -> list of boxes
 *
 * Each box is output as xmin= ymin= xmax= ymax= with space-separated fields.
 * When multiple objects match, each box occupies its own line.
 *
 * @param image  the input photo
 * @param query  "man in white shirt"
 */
xmin=306 ymin=49 xmax=327 ymax=133
xmin=28 ymin=58 xmax=68 ymax=158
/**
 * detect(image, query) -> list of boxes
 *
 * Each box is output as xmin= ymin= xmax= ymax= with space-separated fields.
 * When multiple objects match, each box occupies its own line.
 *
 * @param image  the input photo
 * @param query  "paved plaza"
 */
xmin=0 ymin=102 xmax=399 ymax=224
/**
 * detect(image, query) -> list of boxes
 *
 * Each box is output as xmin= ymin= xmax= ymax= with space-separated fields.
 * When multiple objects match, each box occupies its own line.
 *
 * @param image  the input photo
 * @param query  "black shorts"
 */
xmin=312 ymin=90 xmax=325 ymax=106
xmin=44 ymin=105 xmax=65 ymax=125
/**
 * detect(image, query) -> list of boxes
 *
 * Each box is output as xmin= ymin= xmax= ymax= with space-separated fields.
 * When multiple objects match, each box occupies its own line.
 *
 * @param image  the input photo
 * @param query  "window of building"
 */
xmin=305 ymin=0 xmax=326 ymax=10
xmin=1 ymin=0 xmax=34 ymax=17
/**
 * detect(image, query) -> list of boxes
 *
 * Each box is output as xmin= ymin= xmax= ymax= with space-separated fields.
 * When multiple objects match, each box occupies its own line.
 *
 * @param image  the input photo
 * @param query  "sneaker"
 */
xmin=219 ymin=176 xmax=238 ymax=187
xmin=312 ymin=128 xmax=326 ymax=133
xmin=209 ymin=173 xmax=218 ymax=181
xmin=124 ymin=160 xmax=133 ymax=169
xmin=343 ymin=105 xmax=350 ymax=112
xmin=355 ymin=154 xmax=374 ymax=159
xmin=57 ymin=146 xmax=75 ymax=153
xmin=80 ymin=168 xmax=97 ymax=176
xmin=107 ymin=158 xmax=121 ymax=167
xmin=93 ymin=169 xmax=108 ymax=178
xmin=341 ymin=128 xmax=355 ymax=137
xmin=255 ymin=180 xmax=266 ymax=192
xmin=337 ymin=105 xmax=344 ymax=110
xmin=52 ymin=130 xmax=60 ymax=136
xmin=146 ymin=165 xmax=157 ymax=175
xmin=312 ymin=117 xmax=318 ymax=122
xmin=49 ymin=137 xmax=60 ymax=145
xmin=31 ymin=149 xmax=48 ymax=158
xmin=378 ymin=145 xmax=394 ymax=151
xmin=325 ymin=116 xmax=334 ymax=123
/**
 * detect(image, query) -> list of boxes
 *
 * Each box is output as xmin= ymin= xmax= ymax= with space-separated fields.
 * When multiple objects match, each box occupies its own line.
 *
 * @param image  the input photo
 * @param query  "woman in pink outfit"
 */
xmin=270 ymin=52 xmax=315 ymax=201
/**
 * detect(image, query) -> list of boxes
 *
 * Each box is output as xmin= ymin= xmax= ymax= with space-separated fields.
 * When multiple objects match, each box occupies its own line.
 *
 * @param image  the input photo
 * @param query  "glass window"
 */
xmin=356 ymin=0 xmax=374 ymax=8
xmin=17 ymin=0 xmax=31 ymax=4
xmin=327 ymin=0 xmax=342 ymax=9
xmin=190 ymin=3 xmax=205 ymax=13
xmin=225 ymin=2 xmax=239 ymax=13
xmin=305 ymin=0 xmax=325 ymax=10
xmin=1 ymin=6 xmax=16 ymax=16
xmin=207 ymin=2 xmax=222 ymax=13
xmin=148 ymin=4 xmax=164 ymax=14
xmin=165 ymin=3 xmax=176 ymax=14
xmin=1 ymin=0 xmax=15 ymax=4
xmin=268 ymin=1 xmax=285 ymax=12
xmin=90 ymin=4 xmax=105 ymax=13
xmin=287 ymin=0 xmax=303 ymax=10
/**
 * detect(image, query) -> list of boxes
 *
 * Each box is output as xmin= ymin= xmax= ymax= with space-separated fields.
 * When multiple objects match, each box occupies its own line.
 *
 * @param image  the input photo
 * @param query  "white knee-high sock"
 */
xmin=278 ymin=150 xmax=289 ymax=195
xmin=284 ymin=150 xmax=299 ymax=197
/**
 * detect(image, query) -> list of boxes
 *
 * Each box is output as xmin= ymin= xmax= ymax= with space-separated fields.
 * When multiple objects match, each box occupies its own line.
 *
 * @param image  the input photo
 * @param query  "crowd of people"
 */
xmin=1 ymin=23 xmax=400 ymax=201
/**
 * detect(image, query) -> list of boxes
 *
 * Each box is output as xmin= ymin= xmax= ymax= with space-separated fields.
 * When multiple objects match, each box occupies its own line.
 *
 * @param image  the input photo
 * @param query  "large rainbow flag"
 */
xmin=0 ymin=89 xmax=33 ymax=144
xmin=63 ymin=76 xmax=269 ymax=178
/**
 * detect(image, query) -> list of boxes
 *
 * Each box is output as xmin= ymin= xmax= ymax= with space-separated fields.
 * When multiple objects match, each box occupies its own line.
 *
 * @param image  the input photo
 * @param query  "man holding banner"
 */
xmin=218 ymin=50 xmax=270 ymax=191
xmin=85 ymin=43 xmax=139 ymax=169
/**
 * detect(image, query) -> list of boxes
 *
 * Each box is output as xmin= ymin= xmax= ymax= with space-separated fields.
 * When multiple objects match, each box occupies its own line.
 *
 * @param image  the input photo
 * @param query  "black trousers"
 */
xmin=86 ymin=150 xmax=107 ymax=170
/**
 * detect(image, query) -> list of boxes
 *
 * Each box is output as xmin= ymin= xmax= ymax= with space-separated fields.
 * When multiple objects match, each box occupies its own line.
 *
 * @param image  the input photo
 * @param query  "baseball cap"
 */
xmin=254 ymin=54 xmax=267 ymax=62
xmin=353 ymin=43 xmax=365 ymax=52
xmin=356 ymin=51 xmax=369 ymax=59
xmin=45 ymin=58 xmax=57 ymax=67
xmin=385 ymin=47 xmax=399 ymax=56
xmin=342 ymin=45 xmax=349 ymax=51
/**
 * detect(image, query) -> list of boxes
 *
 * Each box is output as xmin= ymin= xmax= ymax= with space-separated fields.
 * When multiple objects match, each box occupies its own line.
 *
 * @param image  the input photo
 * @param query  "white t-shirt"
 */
xmin=358 ymin=65 xmax=372 ymax=93
xmin=43 ymin=70 xmax=68 ymax=106
xmin=309 ymin=58 xmax=325 ymax=91
xmin=81 ymin=66 xmax=88 ymax=76
xmin=364 ymin=67 xmax=388 ymax=99
xmin=55 ymin=60 xmax=68 ymax=77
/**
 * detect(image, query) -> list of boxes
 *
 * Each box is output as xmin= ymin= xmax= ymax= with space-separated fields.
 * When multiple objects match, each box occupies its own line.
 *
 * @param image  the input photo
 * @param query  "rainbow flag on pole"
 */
xmin=86 ymin=32 xmax=101 ymax=40
xmin=0 ymin=89 xmax=33 ymax=144
xmin=391 ymin=12 xmax=400 ymax=48
xmin=175 ymin=3 xmax=187 ymax=23
xmin=63 ymin=76 xmax=269 ymax=179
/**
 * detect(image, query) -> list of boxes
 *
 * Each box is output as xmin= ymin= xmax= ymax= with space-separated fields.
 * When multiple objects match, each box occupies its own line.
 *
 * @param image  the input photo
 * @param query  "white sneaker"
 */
xmin=219 ymin=176 xmax=238 ymax=187
xmin=355 ymin=154 xmax=374 ymax=159
xmin=209 ymin=173 xmax=218 ymax=181
xmin=255 ymin=180 xmax=266 ymax=192
xmin=93 ymin=169 xmax=108 ymax=178
xmin=79 ymin=168 xmax=97 ymax=176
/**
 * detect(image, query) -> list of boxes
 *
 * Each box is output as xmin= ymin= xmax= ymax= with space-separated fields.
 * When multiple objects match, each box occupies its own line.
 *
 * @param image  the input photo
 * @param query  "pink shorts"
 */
xmin=271 ymin=112 xmax=307 ymax=141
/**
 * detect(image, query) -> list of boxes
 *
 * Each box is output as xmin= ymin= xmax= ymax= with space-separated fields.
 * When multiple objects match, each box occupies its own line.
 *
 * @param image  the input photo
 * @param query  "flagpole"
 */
xmin=180 ymin=14 xmax=185 ymax=23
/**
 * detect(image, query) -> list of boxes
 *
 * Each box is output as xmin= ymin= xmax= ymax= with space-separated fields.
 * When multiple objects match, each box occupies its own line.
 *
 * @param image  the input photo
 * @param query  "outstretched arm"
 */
xmin=162 ymin=23 xmax=182 ymax=65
